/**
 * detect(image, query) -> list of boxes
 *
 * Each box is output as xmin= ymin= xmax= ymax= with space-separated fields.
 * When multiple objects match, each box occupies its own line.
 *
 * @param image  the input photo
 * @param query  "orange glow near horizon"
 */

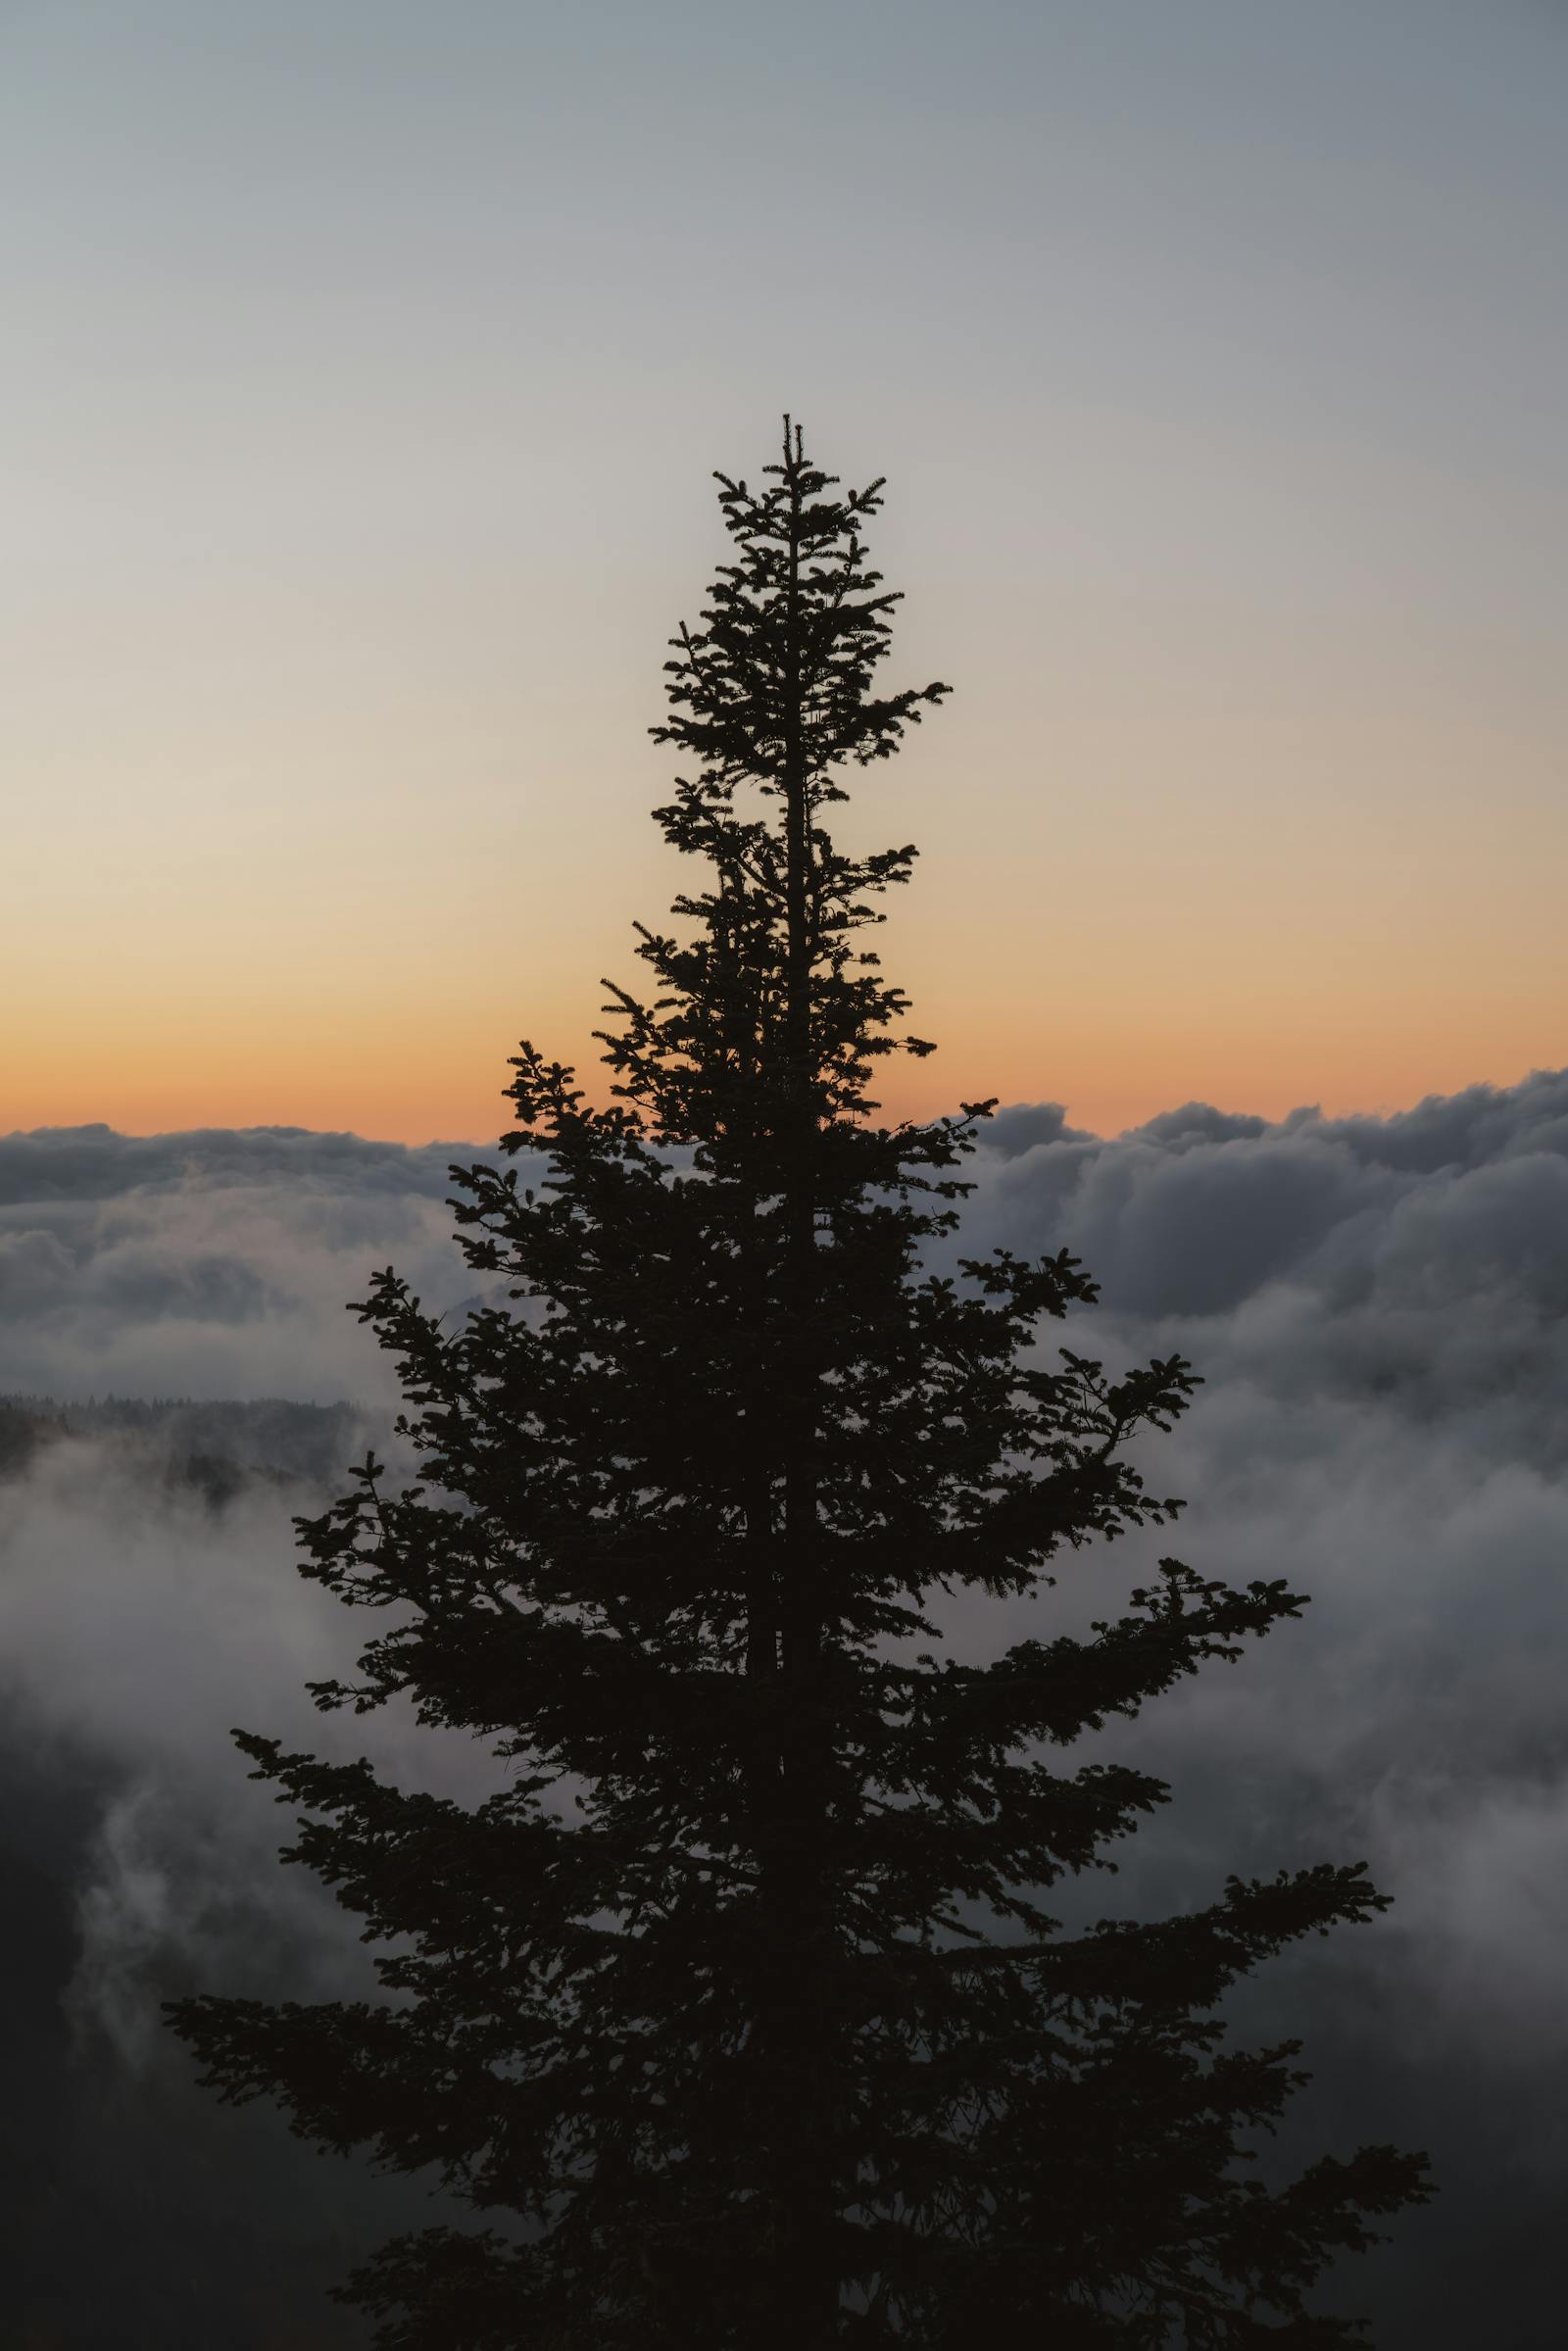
xmin=8 ymin=860 xmax=1562 ymax=1149
xmin=5 ymin=7 xmax=1565 ymax=1154
xmin=8 ymin=639 xmax=1564 ymax=1147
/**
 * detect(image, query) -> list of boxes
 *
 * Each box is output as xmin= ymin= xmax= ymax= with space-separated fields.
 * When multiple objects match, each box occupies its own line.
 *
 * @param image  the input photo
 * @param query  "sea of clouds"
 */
xmin=3 ymin=1077 xmax=1567 ymax=2345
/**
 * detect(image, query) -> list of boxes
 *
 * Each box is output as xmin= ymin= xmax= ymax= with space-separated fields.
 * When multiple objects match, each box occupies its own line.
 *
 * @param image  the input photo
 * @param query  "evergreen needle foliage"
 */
xmin=169 ymin=423 xmax=1429 ymax=2348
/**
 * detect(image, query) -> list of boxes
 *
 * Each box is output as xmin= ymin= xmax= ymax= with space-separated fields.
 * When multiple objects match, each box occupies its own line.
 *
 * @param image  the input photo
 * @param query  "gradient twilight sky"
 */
xmin=4 ymin=0 xmax=1564 ymax=1146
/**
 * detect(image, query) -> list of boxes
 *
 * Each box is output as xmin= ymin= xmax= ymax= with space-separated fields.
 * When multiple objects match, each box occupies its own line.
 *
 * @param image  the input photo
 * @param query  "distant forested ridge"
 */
xmin=0 ymin=1395 xmax=368 ymax=1502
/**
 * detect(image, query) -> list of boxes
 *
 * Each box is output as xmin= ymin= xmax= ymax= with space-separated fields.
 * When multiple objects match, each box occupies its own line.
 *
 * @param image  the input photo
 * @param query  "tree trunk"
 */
xmin=760 ymin=424 xmax=838 ymax=2347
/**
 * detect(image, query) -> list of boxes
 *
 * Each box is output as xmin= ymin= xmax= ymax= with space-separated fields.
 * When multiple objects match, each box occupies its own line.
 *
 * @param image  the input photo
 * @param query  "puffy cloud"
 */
xmin=0 ymin=1121 xmax=525 ymax=1403
xmin=0 ymin=1412 xmax=479 ymax=2343
xmin=2 ymin=1078 xmax=1567 ymax=2343
xmin=955 ymin=1073 xmax=1568 ymax=2340
xmin=0 ymin=1121 xmax=465 ymax=1206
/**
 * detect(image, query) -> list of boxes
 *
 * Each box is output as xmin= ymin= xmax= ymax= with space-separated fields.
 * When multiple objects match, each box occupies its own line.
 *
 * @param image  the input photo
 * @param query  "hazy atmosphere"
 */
xmin=4 ymin=5 xmax=1566 ymax=2347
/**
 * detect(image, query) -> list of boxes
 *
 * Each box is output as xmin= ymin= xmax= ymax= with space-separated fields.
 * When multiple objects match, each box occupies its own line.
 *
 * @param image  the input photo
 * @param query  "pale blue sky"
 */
xmin=4 ymin=0 xmax=1564 ymax=1138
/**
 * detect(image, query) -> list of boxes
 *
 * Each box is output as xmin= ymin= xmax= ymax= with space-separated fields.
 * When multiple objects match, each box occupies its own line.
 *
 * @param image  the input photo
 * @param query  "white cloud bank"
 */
xmin=3 ymin=1075 xmax=1567 ymax=2345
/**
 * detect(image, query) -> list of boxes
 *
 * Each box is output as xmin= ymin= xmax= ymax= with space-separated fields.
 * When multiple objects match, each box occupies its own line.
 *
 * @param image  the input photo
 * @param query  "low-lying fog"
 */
xmin=4 ymin=1077 xmax=1567 ymax=2345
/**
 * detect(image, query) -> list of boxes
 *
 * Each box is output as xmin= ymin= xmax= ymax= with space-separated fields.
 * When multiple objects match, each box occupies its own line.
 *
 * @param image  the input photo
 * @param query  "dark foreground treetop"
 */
xmin=170 ymin=422 xmax=1428 ymax=2349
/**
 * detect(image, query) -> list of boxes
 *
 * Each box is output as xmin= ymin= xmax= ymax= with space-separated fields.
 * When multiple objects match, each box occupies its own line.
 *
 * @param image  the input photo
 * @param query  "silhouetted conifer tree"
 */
xmin=170 ymin=424 xmax=1428 ymax=2347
